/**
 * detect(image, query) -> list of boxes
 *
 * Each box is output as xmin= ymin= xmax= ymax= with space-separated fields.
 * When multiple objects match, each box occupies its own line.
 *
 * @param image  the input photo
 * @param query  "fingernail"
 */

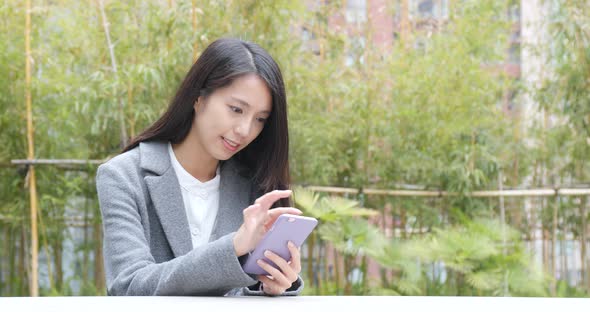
xmin=257 ymin=259 xmax=263 ymax=265
xmin=288 ymin=241 xmax=295 ymax=248
xmin=264 ymin=250 xmax=271 ymax=257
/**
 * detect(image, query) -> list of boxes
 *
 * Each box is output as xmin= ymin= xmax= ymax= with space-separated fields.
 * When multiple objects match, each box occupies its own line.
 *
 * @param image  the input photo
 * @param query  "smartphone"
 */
xmin=241 ymin=214 xmax=318 ymax=275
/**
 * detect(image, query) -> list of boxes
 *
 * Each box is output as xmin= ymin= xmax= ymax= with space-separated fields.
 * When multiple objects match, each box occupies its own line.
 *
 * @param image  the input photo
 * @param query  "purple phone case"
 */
xmin=242 ymin=214 xmax=318 ymax=275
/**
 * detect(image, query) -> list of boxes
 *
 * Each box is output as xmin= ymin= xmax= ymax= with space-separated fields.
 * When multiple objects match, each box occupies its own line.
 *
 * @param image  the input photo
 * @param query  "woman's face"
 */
xmin=192 ymin=74 xmax=272 ymax=161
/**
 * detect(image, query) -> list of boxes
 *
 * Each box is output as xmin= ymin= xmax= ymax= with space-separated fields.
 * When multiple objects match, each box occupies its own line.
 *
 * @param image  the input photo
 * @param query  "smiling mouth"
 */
xmin=222 ymin=137 xmax=240 ymax=151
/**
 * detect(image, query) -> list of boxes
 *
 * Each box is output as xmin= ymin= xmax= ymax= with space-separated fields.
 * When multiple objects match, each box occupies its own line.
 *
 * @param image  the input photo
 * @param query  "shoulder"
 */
xmin=98 ymin=146 xmax=141 ymax=177
xmin=95 ymin=148 xmax=142 ymax=205
xmin=97 ymin=140 xmax=170 ymax=179
xmin=96 ymin=145 xmax=145 ymax=190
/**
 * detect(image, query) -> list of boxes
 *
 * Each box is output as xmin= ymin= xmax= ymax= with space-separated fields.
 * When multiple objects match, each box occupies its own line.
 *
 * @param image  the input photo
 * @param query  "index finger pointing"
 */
xmin=254 ymin=190 xmax=292 ymax=208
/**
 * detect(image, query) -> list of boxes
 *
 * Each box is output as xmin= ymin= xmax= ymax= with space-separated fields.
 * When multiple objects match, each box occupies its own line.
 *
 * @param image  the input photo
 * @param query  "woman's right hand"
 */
xmin=233 ymin=190 xmax=301 ymax=257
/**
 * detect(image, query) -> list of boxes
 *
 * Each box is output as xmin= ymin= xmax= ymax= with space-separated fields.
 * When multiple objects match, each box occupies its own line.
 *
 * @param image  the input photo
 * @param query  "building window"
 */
xmin=301 ymin=26 xmax=316 ymax=41
xmin=345 ymin=0 xmax=367 ymax=24
xmin=412 ymin=0 xmax=449 ymax=19
xmin=345 ymin=36 xmax=366 ymax=66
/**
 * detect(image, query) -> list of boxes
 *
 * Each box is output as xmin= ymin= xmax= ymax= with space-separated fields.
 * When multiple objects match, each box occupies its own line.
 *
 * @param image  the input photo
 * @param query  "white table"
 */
xmin=1 ymin=295 xmax=589 ymax=312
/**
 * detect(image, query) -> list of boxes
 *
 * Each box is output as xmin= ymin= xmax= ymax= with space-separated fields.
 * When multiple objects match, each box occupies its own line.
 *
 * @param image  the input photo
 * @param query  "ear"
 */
xmin=194 ymin=96 xmax=203 ymax=111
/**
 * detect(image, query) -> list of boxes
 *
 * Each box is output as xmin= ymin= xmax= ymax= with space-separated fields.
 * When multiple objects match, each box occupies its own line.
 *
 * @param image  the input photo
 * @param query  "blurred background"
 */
xmin=1 ymin=0 xmax=589 ymax=297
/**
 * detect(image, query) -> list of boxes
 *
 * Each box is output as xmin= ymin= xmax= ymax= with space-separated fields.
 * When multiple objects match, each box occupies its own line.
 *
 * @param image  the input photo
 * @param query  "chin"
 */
xmin=214 ymin=151 xmax=234 ymax=161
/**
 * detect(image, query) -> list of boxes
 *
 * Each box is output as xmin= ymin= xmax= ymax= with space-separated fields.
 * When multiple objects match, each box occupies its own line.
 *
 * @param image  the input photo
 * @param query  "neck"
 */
xmin=171 ymin=133 xmax=218 ymax=182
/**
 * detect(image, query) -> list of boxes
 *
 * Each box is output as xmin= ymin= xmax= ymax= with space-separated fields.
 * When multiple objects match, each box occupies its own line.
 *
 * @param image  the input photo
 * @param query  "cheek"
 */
xmin=195 ymin=115 xmax=218 ymax=142
xmin=248 ymin=124 xmax=265 ymax=143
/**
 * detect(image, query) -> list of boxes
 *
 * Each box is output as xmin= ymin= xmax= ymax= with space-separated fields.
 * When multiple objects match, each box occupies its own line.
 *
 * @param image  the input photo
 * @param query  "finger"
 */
xmin=242 ymin=203 xmax=261 ymax=215
xmin=263 ymin=250 xmax=298 ymax=282
xmin=254 ymin=190 xmax=292 ymax=209
xmin=242 ymin=204 xmax=265 ymax=224
xmin=258 ymin=276 xmax=284 ymax=296
xmin=264 ymin=208 xmax=302 ymax=231
xmin=256 ymin=259 xmax=291 ymax=289
xmin=287 ymin=241 xmax=302 ymax=274
xmin=267 ymin=207 xmax=302 ymax=218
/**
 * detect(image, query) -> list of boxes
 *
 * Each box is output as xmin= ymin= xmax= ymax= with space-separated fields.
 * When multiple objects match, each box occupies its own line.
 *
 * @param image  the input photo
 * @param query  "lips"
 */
xmin=222 ymin=137 xmax=240 ymax=152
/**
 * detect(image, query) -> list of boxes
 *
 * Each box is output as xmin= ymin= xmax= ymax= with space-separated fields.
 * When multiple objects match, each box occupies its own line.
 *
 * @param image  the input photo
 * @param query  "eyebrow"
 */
xmin=230 ymin=96 xmax=271 ymax=114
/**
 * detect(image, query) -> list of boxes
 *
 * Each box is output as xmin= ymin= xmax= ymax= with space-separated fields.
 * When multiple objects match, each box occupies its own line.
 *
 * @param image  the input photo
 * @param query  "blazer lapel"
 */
xmin=209 ymin=159 xmax=251 ymax=241
xmin=140 ymin=141 xmax=192 ymax=257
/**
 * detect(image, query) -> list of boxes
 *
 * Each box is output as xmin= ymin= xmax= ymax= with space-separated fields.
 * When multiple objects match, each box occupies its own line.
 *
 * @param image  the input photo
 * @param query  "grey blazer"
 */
xmin=96 ymin=141 xmax=302 ymax=296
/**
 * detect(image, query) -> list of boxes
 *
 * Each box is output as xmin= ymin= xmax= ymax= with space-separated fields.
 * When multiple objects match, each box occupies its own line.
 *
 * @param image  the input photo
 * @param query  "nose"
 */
xmin=234 ymin=118 xmax=253 ymax=140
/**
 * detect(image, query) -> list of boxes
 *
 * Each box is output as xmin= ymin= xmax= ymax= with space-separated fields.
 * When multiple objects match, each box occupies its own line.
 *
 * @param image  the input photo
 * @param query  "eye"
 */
xmin=256 ymin=117 xmax=267 ymax=124
xmin=229 ymin=105 xmax=243 ymax=114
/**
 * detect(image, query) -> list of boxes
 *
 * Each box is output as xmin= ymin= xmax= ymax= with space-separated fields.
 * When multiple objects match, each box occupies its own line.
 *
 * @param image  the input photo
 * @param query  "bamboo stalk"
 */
xmin=381 ymin=201 xmax=392 ymax=289
xmin=307 ymin=186 xmax=590 ymax=197
xmin=11 ymin=159 xmax=107 ymax=165
xmin=307 ymin=232 xmax=315 ymax=289
xmin=541 ymin=214 xmax=551 ymax=286
xmin=54 ymin=236 xmax=63 ymax=293
xmin=82 ymin=194 xmax=90 ymax=288
xmin=363 ymin=0 xmax=373 ymax=183
xmin=499 ymin=170 xmax=508 ymax=296
xmin=317 ymin=6 xmax=324 ymax=63
xmin=585 ymin=196 xmax=590 ymax=291
xmin=127 ymin=77 xmax=135 ymax=138
xmin=551 ymin=194 xmax=558 ymax=295
xmin=24 ymin=0 xmax=39 ymax=297
xmin=557 ymin=189 xmax=590 ymax=196
xmin=343 ymin=254 xmax=351 ymax=295
xmin=167 ymin=0 xmax=174 ymax=52
xmin=322 ymin=243 xmax=330 ymax=294
xmin=192 ymin=0 xmax=198 ymax=62
xmin=580 ymin=157 xmax=589 ymax=290
xmin=400 ymin=203 xmax=407 ymax=239
xmin=0 ymin=225 xmax=4 ymax=294
xmin=8 ymin=227 xmax=14 ymax=294
xmin=400 ymin=0 xmax=409 ymax=45
xmin=581 ymin=196 xmax=588 ymax=289
xmin=38 ymin=203 xmax=54 ymax=291
xmin=20 ymin=227 xmax=28 ymax=295
xmin=0 ymin=214 xmax=92 ymax=222
xmin=360 ymin=254 xmax=367 ymax=294
xmin=94 ymin=218 xmax=105 ymax=293
xmin=97 ymin=0 xmax=128 ymax=148
xmin=561 ymin=219 xmax=568 ymax=285
xmin=333 ymin=248 xmax=340 ymax=294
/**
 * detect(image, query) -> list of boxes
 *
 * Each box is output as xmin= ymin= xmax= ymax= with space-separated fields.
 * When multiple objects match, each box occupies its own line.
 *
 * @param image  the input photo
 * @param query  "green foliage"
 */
xmin=410 ymin=219 xmax=549 ymax=296
xmin=1 ymin=0 xmax=589 ymax=297
xmin=534 ymin=0 xmax=590 ymax=182
xmin=293 ymin=187 xmax=378 ymax=222
xmin=296 ymin=188 xmax=549 ymax=296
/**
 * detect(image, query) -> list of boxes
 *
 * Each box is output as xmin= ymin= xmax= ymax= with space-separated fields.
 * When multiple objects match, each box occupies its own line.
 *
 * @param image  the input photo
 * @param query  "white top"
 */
xmin=168 ymin=142 xmax=220 ymax=249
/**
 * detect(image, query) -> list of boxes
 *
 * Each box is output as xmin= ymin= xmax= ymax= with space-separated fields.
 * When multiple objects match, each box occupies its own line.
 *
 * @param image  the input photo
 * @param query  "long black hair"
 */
xmin=123 ymin=38 xmax=290 ymax=206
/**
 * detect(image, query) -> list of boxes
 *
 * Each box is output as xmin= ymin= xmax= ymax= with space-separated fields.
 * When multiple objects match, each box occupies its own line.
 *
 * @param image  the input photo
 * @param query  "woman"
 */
xmin=96 ymin=38 xmax=304 ymax=296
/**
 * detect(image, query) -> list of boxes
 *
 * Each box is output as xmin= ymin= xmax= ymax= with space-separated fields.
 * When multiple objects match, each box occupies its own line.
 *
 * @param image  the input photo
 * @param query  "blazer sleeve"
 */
xmin=96 ymin=162 xmax=258 ymax=296
xmin=227 ymin=277 xmax=304 ymax=296
xmin=225 ymin=182 xmax=304 ymax=296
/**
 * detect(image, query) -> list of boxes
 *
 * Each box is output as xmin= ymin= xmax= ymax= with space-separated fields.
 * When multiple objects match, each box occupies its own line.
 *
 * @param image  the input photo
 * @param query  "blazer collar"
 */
xmin=139 ymin=141 xmax=171 ymax=175
xmin=139 ymin=141 xmax=250 ymax=257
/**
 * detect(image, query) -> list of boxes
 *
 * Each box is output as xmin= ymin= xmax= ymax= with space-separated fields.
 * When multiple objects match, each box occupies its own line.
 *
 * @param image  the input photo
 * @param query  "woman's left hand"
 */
xmin=256 ymin=241 xmax=301 ymax=296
